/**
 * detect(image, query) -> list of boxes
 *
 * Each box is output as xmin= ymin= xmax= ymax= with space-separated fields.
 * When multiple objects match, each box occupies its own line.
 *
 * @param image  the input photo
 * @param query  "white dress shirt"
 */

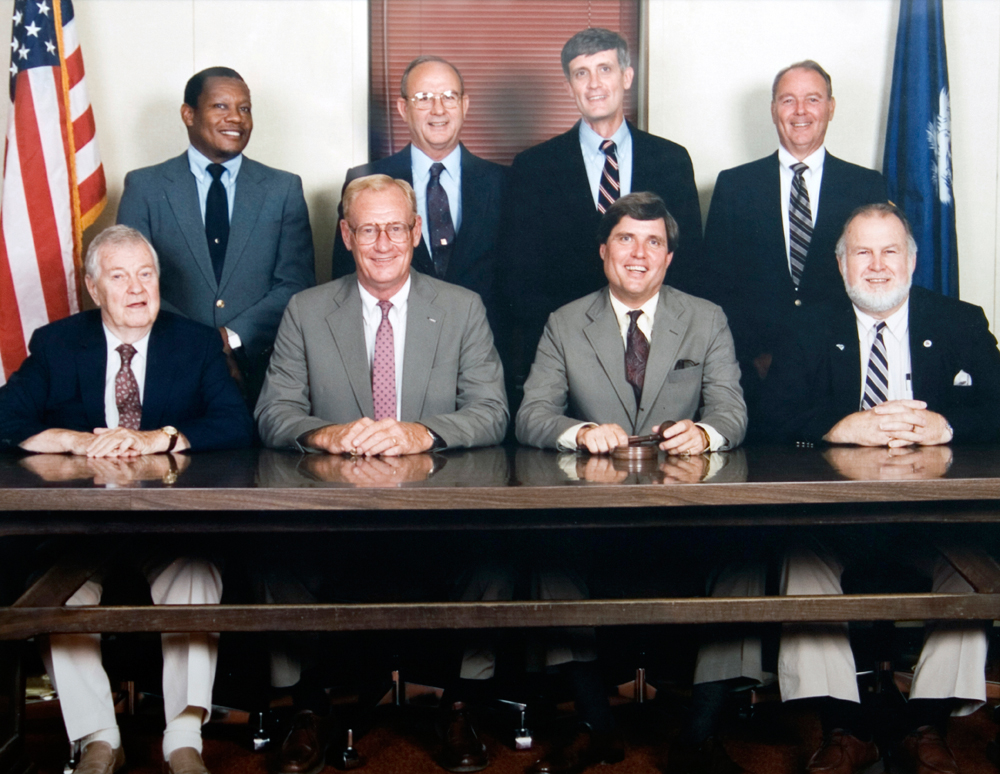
xmin=778 ymin=144 xmax=825 ymax=276
xmin=579 ymin=119 xmax=632 ymax=208
xmin=411 ymin=145 xmax=462 ymax=251
xmin=358 ymin=276 xmax=411 ymax=419
xmin=854 ymin=301 xmax=913 ymax=406
xmin=102 ymin=325 xmax=150 ymax=428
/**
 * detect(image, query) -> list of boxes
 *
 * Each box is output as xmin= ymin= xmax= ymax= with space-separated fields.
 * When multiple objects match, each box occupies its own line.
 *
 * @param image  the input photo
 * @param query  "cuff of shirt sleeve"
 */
xmin=557 ymin=422 xmax=595 ymax=451
xmin=225 ymin=327 xmax=242 ymax=350
xmin=696 ymin=422 xmax=726 ymax=452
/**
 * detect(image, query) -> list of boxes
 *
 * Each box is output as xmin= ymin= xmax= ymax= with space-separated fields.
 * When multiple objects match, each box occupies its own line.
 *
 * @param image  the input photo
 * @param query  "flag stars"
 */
xmin=9 ymin=63 xmax=17 ymax=77
xmin=44 ymin=39 xmax=54 ymax=54
xmin=13 ymin=9 xmax=22 ymax=25
xmin=17 ymin=45 xmax=29 ymax=60
xmin=36 ymin=1 xmax=50 ymax=17
xmin=10 ymin=39 xmax=17 ymax=51
xmin=24 ymin=21 xmax=40 ymax=37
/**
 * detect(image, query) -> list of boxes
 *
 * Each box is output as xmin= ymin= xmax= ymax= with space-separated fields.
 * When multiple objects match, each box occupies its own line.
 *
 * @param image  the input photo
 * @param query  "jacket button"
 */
xmin=794 ymin=299 xmax=802 ymax=307
xmin=216 ymin=299 xmax=225 ymax=308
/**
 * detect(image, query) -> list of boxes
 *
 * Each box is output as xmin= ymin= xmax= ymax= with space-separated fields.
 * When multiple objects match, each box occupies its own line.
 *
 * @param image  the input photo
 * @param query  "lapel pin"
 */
xmin=836 ymin=343 xmax=845 ymax=350
xmin=923 ymin=340 xmax=932 ymax=348
xmin=428 ymin=318 xmax=437 ymax=323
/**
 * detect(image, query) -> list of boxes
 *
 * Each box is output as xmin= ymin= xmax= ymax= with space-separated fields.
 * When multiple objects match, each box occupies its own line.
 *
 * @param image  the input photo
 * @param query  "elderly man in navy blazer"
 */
xmin=117 ymin=66 xmax=315 ymax=405
xmin=0 ymin=225 xmax=252 ymax=774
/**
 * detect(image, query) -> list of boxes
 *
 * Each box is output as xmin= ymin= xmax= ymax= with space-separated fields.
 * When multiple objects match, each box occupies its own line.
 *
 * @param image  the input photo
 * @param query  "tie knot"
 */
xmin=208 ymin=163 xmax=226 ymax=182
xmin=377 ymin=299 xmax=393 ymax=318
xmin=429 ymin=162 xmax=445 ymax=182
xmin=627 ymin=309 xmax=642 ymax=326
xmin=601 ymin=139 xmax=617 ymax=157
xmin=874 ymin=321 xmax=886 ymax=335
xmin=791 ymin=162 xmax=808 ymax=177
xmin=116 ymin=343 xmax=136 ymax=366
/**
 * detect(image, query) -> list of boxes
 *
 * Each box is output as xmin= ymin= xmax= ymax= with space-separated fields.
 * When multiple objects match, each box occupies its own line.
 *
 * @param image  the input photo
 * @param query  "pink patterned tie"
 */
xmin=115 ymin=343 xmax=142 ymax=429
xmin=372 ymin=300 xmax=396 ymax=421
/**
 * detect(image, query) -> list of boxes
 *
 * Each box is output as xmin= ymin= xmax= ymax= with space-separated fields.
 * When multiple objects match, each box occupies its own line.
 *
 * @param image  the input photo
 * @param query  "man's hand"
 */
xmin=823 ymin=400 xmax=953 ymax=448
xmin=219 ymin=327 xmax=244 ymax=388
xmin=304 ymin=418 xmax=434 ymax=456
xmin=302 ymin=453 xmax=435 ymax=485
xmin=658 ymin=453 xmax=709 ymax=483
xmin=658 ymin=420 xmax=709 ymax=456
xmin=576 ymin=455 xmax=628 ymax=483
xmin=87 ymin=427 xmax=191 ymax=457
xmin=823 ymin=445 xmax=953 ymax=481
xmin=20 ymin=428 xmax=95 ymax=455
xmin=576 ymin=423 xmax=629 ymax=454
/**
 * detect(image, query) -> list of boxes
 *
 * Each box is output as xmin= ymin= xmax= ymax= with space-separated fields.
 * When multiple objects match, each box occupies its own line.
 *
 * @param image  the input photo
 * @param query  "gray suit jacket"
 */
xmin=256 ymin=270 xmax=508 ymax=450
xmin=117 ymin=153 xmax=315 ymax=358
xmin=515 ymin=286 xmax=746 ymax=449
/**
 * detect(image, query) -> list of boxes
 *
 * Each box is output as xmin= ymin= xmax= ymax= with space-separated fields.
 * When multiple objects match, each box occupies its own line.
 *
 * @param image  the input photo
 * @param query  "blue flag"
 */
xmin=883 ymin=0 xmax=958 ymax=296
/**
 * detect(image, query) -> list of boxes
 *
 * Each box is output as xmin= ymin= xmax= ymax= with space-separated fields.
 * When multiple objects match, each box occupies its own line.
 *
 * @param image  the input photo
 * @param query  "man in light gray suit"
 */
xmin=117 ymin=66 xmax=315 ymax=405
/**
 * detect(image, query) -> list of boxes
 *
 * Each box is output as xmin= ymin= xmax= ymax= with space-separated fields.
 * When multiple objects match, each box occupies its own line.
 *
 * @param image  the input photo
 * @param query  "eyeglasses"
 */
xmin=407 ymin=90 xmax=463 ymax=110
xmin=349 ymin=222 xmax=415 ymax=245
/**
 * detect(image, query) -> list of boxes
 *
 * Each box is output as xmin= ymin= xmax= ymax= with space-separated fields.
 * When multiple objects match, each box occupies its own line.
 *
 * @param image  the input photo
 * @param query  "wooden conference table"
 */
xmin=0 ymin=443 xmax=999 ymax=772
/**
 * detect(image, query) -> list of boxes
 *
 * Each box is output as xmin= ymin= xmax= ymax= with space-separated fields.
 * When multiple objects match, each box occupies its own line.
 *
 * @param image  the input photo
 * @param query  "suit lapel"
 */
xmin=831 ymin=307 xmax=863 ymax=413
xmin=557 ymin=123 xmax=602 ymax=224
xmin=401 ymin=272 xmax=444 ymax=420
xmin=77 ymin=313 xmax=109 ymax=428
xmin=640 ymin=288 xmax=687 ymax=417
xmin=162 ymin=154 xmax=217 ymax=290
xmin=221 ymin=157 xmax=265 ymax=290
xmin=452 ymin=146 xmax=487 ymax=277
xmin=391 ymin=146 xmax=435 ymax=276
xmin=760 ymin=153 xmax=796 ymax=295
xmin=141 ymin=317 xmax=172 ymax=430
xmin=325 ymin=283 xmax=374 ymax=418
xmin=583 ymin=291 xmax=636 ymax=425
xmin=907 ymin=292 xmax=939 ymax=404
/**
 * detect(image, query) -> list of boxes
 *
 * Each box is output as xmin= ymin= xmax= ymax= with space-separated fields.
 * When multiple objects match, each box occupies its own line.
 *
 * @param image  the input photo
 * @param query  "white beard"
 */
xmin=845 ymin=275 xmax=912 ymax=316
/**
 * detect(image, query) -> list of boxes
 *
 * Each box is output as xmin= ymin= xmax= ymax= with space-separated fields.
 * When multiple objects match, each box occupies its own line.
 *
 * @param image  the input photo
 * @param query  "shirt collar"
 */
xmin=777 ymin=144 xmax=826 ymax=175
xmin=103 ymin=323 xmax=151 ymax=359
xmin=358 ymin=274 xmax=412 ymax=316
xmin=608 ymin=289 xmax=660 ymax=327
xmin=410 ymin=144 xmax=462 ymax=182
xmin=579 ymin=118 xmax=631 ymax=158
xmin=854 ymin=297 xmax=910 ymax=342
xmin=187 ymin=145 xmax=243 ymax=183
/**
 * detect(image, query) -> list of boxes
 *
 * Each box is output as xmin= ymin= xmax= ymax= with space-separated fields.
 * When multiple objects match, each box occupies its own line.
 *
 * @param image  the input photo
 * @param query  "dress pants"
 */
xmin=42 ymin=557 xmax=223 ymax=742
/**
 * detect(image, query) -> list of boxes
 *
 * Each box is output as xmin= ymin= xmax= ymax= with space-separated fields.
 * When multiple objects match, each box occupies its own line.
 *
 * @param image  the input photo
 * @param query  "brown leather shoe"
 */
xmin=805 ymin=729 xmax=879 ymax=774
xmin=76 ymin=741 xmax=125 ymax=774
xmin=897 ymin=726 xmax=960 ymax=774
xmin=439 ymin=701 xmax=488 ymax=772
xmin=667 ymin=736 xmax=743 ymax=774
xmin=275 ymin=711 xmax=331 ymax=774
xmin=163 ymin=747 xmax=210 ymax=774
xmin=527 ymin=725 xmax=625 ymax=774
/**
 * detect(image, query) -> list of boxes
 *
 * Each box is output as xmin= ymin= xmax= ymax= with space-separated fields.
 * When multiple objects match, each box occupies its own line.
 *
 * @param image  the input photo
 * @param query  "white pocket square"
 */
xmin=953 ymin=370 xmax=972 ymax=386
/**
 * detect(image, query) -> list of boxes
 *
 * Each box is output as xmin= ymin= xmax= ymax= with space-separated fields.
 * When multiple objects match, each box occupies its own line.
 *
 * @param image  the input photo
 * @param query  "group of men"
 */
xmin=0 ymin=23 xmax=997 ymax=774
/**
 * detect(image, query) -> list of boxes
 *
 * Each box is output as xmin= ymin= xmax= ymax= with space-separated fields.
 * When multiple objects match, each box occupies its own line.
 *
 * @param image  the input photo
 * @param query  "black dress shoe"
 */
xmin=527 ymin=724 xmax=625 ymax=774
xmin=439 ymin=701 xmax=488 ymax=773
xmin=275 ymin=710 xmax=331 ymax=774
xmin=667 ymin=736 xmax=742 ymax=774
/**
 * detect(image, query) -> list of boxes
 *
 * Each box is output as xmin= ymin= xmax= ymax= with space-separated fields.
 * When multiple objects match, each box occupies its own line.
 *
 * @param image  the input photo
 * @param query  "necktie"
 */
xmin=624 ymin=310 xmax=649 ymax=406
xmin=788 ymin=162 xmax=813 ymax=288
xmin=372 ymin=300 xmax=396 ymax=421
xmin=597 ymin=139 xmax=620 ymax=214
xmin=427 ymin=162 xmax=455 ymax=278
xmin=115 ymin=343 xmax=142 ymax=430
xmin=861 ymin=321 xmax=889 ymax=410
xmin=206 ymin=163 xmax=229 ymax=284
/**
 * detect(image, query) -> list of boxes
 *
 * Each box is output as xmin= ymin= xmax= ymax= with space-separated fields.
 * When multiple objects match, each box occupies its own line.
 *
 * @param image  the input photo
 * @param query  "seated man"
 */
xmin=761 ymin=203 xmax=1000 ymax=774
xmin=255 ymin=174 xmax=507 ymax=774
xmin=0 ymin=225 xmax=253 ymax=774
xmin=514 ymin=192 xmax=746 ymax=774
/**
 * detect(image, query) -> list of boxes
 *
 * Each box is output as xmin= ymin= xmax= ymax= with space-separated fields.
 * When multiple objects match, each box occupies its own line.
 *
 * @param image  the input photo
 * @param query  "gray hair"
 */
xmin=400 ymin=55 xmax=464 ymax=98
xmin=772 ymin=60 xmax=833 ymax=101
xmin=84 ymin=225 xmax=160 ymax=280
xmin=835 ymin=202 xmax=918 ymax=264
xmin=561 ymin=28 xmax=630 ymax=78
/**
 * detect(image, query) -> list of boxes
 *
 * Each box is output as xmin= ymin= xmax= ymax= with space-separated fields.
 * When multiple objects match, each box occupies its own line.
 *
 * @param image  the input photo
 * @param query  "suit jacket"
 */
xmin=331 ymin=144 xmax=507 ymax=315
xmin=701 ymin=151 xmax=887 ymax=368
xmin=515 ymin=285 xmax=746 ymax=449
xmin=117 ymin=153 xmax=316 ymax=359
xmin=501 ymin=121 xmax=703 ymax=383
xmin=0 ymin=310 xmax=254 ymax=451
xmin=760 ymin=287 xmax=1000 ymax=445
xmin=255 ymin=270 xmax=509 ymax=450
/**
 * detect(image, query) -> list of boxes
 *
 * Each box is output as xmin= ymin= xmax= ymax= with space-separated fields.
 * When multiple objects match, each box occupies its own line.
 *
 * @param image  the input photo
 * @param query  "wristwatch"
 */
xmin=161 ymin=425 xmax=179 ymax=453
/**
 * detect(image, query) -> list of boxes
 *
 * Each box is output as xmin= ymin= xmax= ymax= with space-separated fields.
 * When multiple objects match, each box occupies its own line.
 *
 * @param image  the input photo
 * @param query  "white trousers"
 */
xmin=41 ymin=557 xmax=223 ymax=742
xmin=777 ymin=544 xmax=987 ymax=716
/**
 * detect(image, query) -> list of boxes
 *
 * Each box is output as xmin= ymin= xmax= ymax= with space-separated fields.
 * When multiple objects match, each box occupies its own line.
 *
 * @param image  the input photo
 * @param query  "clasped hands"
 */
xmin=305 ymin=417 xmax=433 ymax=456
xmin=576 ymin=419 xmax=708 ymax=456
xmin=823 ymin=399 xmax=953 ymax=448
xmin=21 ymin=427 xmax=189 ymax=457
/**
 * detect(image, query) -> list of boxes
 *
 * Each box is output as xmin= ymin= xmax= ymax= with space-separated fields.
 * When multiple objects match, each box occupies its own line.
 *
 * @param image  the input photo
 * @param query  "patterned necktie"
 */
xmin=427 ymin=162 xmax=455 ymax=278
xmin=372 ymin=300 xmax=396 ymax=421
xmin=861 ymin=321 xmax=889 ymax=410
xmin=115 ymin=343 xmax=142 ymax=430
xmin=597 ymin=139 xmax=620 ymax=214
xmin=206 ymin=163 xmax=229 ymax=284
xmin=788 ymin=162 xmax=813 ymax=288
xmin=624 ymin=310 xmax=649 ymax=406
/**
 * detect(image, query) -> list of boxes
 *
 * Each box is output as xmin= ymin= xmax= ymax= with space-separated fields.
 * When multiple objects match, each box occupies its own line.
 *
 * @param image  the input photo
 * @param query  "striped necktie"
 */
xmin=597 ymin=140 xmax=620 ymax=214
xmin=788 ymin=162 xmax=813 ymax=287
xmin=861 ymin=321 xmax=889 ymax=410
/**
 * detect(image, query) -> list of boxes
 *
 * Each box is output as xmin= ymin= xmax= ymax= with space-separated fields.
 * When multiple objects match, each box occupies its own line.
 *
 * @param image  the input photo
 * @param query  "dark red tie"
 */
xmin=372 ymin=300 xmax=396 ymax=421
xmin=115 ymin=343 xmax=142 ymax=429
xmin=597 ymin=139 xmax=620 ymax=214
xmin=624 ymin=310 xmax=648 ymax=406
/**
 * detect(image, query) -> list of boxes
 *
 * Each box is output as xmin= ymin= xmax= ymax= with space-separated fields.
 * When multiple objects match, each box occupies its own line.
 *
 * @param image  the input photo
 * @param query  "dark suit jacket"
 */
xmin=117 ymin=153 xmax=316 ymax=359
xmin=501 ymin=121 xmax=703 ymax=383
xmin=0 ymin=310 xmax=254 ymax=451
xmin=760 ymin=287 xmax=1000 ymax=445
xmin=701 ymin=151 xmax=887 ymax=369
xmin=331 ymin=144 xmax=507 ymax=318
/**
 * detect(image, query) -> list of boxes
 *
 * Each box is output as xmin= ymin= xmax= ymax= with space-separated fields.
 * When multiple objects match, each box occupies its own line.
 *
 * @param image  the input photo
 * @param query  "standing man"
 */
xmin=331 ymin=56 xmax=507 ymax=329
xmin=702 ymin=60 xmax=886 ymax=417
xmin=503 ymin=28 xmax=703 ymax=403
xmin=761 ymin=204 xmax=1000 ymax=774
xmin=118 ymin=66 xmax=315 ymax=405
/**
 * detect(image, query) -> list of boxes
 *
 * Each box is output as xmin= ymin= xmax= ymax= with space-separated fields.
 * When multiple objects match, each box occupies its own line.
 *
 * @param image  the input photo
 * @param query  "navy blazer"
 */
xmin=760 ymin=287 xmax=1000 ymax=445
xmin=331 ymin=144 xmax=507 ymax=319
xmin=0 ymin=310 xmax=254 ymax=451
xmin=702 ymin=151 xmax=887 ymax=368
xmin=117 ymin=154 xmax=316 ymax=359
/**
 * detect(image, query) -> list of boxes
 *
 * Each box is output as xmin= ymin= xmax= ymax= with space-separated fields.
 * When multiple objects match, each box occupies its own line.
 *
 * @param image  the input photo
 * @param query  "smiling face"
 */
xmin=838 ymin=212 xmax=916 ymax=319
xmin=397 ymin=61 xmax=469 ymax=161
xmin=771 ymin=67 xmax=835 ymax=161
xmin=181 ymin=76 xmax=253 ymax=163
xmin=565 ymin=49 xmax=634 ymax=137
xmin=341 ymin=185 xmax=421 ymax=300
xmin=600 ymin=216 xmax=673 ymax=307
xmin=85 ymin=242 xmax=161 ymax=343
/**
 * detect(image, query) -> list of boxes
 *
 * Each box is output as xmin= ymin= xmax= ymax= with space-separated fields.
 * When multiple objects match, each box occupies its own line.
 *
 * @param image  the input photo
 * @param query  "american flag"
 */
xmin=0 ymin=0 xmax=105 ymax=384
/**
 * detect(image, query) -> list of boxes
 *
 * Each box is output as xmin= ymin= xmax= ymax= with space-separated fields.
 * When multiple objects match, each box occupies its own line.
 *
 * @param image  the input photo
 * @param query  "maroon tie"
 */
xmin=624 ymin=310 xmax=648 ymax=406
xmin=115 ymin=343 xmax=142 ymax=430
xmin=597 ymin=139 xmax=620 ymax=214
xmin=372 ymin=300 xmax=396 ymax=421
